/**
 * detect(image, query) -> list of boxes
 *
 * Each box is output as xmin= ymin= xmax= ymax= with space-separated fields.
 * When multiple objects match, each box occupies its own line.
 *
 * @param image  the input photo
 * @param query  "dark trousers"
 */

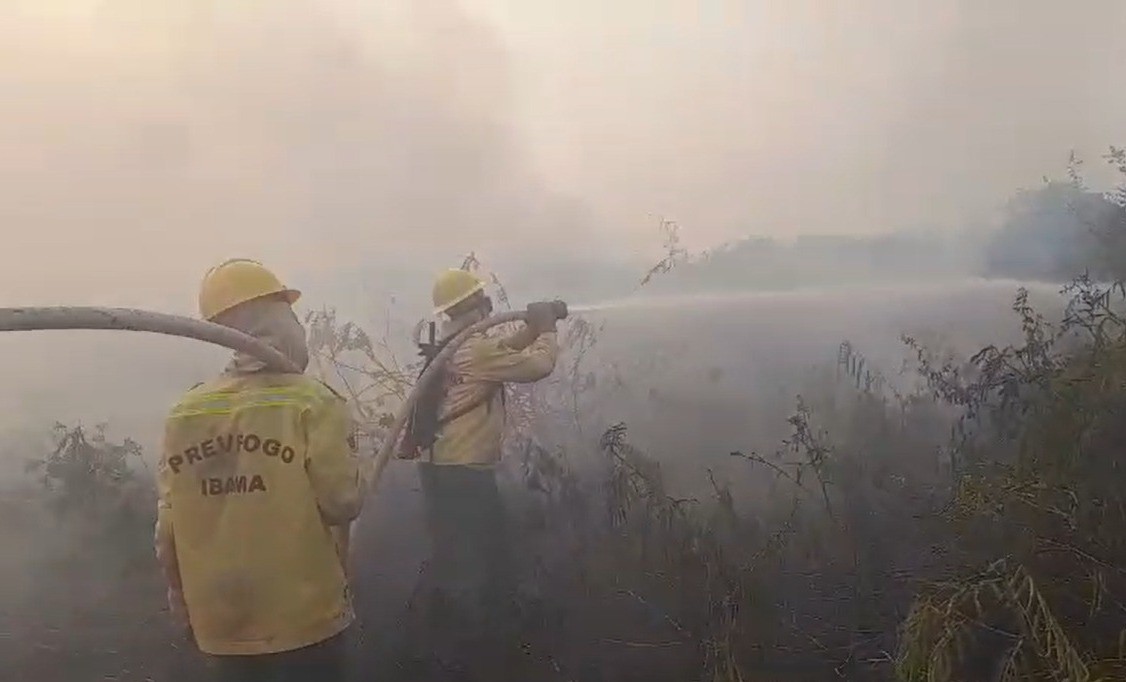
xmin=417 ymin=462 xmax=515 ymax=638
xmin=208 ymin=631 xmax=349 ymax=682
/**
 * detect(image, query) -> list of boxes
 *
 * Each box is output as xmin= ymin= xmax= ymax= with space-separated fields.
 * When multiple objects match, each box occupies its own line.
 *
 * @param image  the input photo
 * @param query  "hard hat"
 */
xmin=432 ymin=269 xmax=486 ymax=316
xmin=198 ymin=259 xmax=301 ymax=321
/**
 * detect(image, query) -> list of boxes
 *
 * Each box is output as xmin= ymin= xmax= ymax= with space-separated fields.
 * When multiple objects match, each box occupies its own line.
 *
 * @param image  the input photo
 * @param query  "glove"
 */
xmin=525 ymin=301 xmax=559 ymax=333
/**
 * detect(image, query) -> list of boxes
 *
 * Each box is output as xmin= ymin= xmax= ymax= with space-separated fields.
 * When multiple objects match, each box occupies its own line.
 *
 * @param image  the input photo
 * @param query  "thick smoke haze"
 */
xmin=0 ymin=0 xmax=1120 ymax=458
xmin=1 ymin=1 xmax=1124 ymax=307
xmin=0 ymin=0 xmax=607 ymax=309
xmin=468 ymin=1 xmax=1126 ymax=246
xmin=0 ymin=0 xmax=1120 ymax=451
xmin=4 ymin=4 xmax=1126 ymax=679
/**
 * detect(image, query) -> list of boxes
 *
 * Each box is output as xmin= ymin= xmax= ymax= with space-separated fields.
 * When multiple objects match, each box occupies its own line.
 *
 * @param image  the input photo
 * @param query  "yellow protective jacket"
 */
xmin=431 ymin=327 xmax=558 ymax=467
xmin=154 ymin=373 xmax=365 ymax=656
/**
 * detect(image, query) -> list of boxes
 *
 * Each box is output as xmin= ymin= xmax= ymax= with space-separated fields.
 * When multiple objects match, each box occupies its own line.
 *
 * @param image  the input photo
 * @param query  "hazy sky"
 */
xmin=465 ymin=1 xmax=1126 ymax=241
xmin=1 ymin=1 xmax=1124 ymax=309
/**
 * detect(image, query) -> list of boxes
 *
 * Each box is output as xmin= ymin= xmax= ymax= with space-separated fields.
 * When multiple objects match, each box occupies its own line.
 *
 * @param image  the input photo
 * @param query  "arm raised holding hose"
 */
xmin=493 ymin=300 xmax=565 ymax=354
xmin=389 ymin=269 xmax=566 ymax=635
xmin=464 ymin=301 xmax=561 ymax=382
xmin=393 ymin=297 xmax=565 ymax=464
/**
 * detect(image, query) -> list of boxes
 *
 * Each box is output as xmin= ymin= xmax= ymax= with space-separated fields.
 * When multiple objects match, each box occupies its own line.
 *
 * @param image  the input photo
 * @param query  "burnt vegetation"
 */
xmin=5 ymin=151 xmax=1126 ymax=681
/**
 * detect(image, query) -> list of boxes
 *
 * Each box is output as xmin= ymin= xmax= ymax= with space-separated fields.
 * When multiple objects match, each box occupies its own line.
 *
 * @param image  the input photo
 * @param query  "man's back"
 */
xmin=157 ymin=372 xmax=362 ymax=656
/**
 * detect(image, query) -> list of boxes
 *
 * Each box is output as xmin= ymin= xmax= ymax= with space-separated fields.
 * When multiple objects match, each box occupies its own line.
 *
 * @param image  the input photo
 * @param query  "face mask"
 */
xmin=274 ymin=308 xmax=310 ymax=372
xmin=218 ymin=299 xmax=309 ymax=374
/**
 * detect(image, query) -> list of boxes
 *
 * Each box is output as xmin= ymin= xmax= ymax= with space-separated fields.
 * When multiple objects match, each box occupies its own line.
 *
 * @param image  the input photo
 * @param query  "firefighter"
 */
xmin=155 ymin=259 xmax=364 ymax=681
xmin=402 ymin=268 xmax=559 ymax=658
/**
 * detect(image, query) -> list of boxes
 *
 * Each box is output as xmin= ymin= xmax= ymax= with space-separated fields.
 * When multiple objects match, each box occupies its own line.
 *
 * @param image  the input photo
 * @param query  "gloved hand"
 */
xmin=525 ymin=301 xmax=560 ymax=333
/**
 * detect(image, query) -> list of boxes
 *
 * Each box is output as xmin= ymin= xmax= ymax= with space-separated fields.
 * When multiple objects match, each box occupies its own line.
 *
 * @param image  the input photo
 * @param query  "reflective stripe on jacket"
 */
xmin=155 ymin=373 xmax=364 ymax=656
xmin=431 ymin=329 xmax=558 ymax=466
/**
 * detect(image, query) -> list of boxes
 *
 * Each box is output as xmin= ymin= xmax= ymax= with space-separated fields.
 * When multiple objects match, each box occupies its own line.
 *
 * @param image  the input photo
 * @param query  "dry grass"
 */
xmin=7 ymin=229 xmax=1126 ymax=679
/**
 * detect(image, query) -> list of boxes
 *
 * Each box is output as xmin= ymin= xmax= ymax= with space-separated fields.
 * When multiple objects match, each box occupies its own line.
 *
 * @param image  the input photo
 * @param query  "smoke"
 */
xmin=0 ymin=1 xmax=1120 ymax=421
xmin=2 ymin=1 xmax=1125 ymax=301
xmin=3 ymin=5 xmax=1126 ymax=678
xmin=475 ymin=1 xmax=1126 ymax=248
xmin=0 ymin=0 xmax=600 ymax=307
xmin=0 ymin=0 xmax=606 ymax=440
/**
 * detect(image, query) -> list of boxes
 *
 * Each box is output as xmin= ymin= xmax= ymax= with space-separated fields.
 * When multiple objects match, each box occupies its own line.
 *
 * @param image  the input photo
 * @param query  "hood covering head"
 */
xmin=441 ymin=293 xmax=492 ymax=340
xmin=213 ymin=297 xmax=309 ymax=375
xmin=441 ymin=303 xmax=491 ymax=341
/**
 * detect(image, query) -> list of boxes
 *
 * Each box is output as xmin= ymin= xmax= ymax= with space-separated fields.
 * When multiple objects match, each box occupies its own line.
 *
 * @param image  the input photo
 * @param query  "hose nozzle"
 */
xmin=524 ymin=300 xmax=569 ymax=323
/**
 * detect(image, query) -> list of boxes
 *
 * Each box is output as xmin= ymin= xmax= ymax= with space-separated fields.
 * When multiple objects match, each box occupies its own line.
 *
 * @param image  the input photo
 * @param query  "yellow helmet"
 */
xmin=432 ymin=269 xmax=486 ymax=316
xmin=198 ymin=259 xmax=301 ymax=321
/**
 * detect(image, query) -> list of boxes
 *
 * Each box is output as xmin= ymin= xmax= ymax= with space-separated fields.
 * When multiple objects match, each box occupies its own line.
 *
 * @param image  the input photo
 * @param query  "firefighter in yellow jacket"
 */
xmin=155 ymin=259 xmax=365 ymax=681
xmin=402 ymin=269 xmax=559 ymax=654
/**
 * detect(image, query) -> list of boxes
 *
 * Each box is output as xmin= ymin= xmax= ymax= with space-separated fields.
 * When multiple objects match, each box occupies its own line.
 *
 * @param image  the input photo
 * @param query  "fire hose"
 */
xmin=0 ymin=307 xmax=301 ymax=372
xmin=0 ymin=302 xmax=568 ymax=572
xmin=0 ymin=302 xmax=568 ymax=494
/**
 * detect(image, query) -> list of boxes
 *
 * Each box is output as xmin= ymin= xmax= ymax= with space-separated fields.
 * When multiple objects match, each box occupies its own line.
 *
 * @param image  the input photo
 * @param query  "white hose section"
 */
xmin=0 ymin=305 xmax=527 ymax=493
xmin=367 ymin=310 xmax=527 ymax=493
xmin=0 ymin=305 xmax=533 ymax=570
xmin=0 ymin=307 xmax=301 ymax=373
